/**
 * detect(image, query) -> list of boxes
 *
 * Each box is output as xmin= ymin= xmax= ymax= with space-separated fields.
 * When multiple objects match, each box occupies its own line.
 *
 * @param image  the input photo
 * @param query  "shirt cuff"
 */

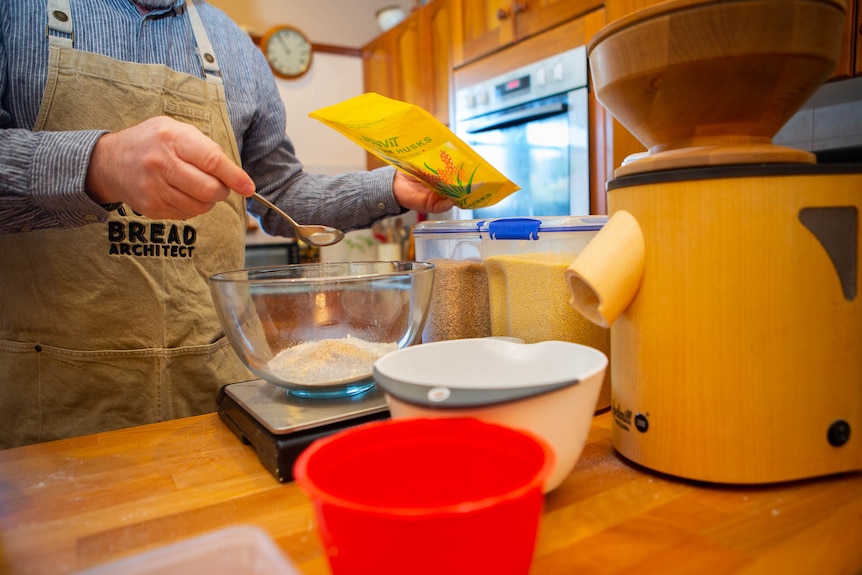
xmin=366 ymin=166 xmax=408 ymax=216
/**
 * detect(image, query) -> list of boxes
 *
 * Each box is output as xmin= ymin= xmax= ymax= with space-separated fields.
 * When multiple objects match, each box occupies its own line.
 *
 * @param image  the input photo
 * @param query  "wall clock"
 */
xmin=260 ymin=25 xmax=313 ymax=79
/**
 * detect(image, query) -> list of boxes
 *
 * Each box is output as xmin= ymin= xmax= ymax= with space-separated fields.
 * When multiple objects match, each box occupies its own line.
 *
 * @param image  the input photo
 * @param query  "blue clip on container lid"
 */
xmin=477 ymin=216 xmax=606 ymax=241
xmin=412 ymin=216 xmax=607 ymax=261
xmin=485 ymin=218 xmax=541 ymax=240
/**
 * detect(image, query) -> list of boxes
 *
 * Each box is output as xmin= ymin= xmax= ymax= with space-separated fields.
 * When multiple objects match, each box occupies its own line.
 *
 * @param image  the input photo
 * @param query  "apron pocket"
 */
xmin=161 ymin=337 xmax=254 ymax=420
xmin=0 ymin=337 xmax=251 ymax=448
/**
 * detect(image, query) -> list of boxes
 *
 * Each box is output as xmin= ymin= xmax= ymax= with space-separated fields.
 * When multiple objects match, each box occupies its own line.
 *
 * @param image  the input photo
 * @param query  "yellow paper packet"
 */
xmin=309 ymin=93 xmax=520 ymax=210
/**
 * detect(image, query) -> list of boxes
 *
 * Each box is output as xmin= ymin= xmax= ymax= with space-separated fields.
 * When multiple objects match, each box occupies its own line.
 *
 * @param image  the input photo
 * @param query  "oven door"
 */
xmin=454 ymin=88 xmax=589 ymax=219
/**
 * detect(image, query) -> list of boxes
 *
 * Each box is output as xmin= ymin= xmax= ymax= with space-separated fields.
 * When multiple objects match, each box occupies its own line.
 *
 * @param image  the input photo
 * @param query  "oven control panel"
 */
xmin=454 ymin=46 xmax=588 ymax=123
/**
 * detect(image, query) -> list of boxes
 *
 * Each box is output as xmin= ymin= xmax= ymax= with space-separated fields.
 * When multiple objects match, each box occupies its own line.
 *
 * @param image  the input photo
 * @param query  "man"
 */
xmin=0 ymin=0 xmax=452 ymax=448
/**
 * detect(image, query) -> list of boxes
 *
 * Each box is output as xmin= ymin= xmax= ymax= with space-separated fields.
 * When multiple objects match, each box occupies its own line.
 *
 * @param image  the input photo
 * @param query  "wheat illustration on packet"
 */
xmin=418 ymin=149 xmax=479 ymax=201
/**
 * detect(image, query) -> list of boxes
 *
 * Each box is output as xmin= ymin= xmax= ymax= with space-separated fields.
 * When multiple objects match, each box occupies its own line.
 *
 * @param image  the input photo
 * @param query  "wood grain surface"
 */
xmin=0 ymin=410 xmax=860 ymax=574
xmin=588 ymin=0 xmax=845 ymax=175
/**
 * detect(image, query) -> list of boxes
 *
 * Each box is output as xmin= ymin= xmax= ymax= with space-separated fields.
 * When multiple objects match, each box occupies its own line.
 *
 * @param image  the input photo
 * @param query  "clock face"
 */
xmin=263 ymin=26 xmax=312 ymax=79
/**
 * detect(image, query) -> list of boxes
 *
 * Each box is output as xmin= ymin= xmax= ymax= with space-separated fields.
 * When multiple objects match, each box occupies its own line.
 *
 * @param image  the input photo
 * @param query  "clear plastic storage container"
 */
xmin=71 ymin=526 xmax=300 ymax=575
xmin=414 ymin=216 xmax=611 ymax=410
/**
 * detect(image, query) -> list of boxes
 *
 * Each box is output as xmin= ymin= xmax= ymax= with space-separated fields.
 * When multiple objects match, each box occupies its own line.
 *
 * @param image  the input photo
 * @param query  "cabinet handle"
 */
xmin=513 ymin=1 xmax=527 ymax=13
xmin=496 ymin=7 xmax=511 ymax=20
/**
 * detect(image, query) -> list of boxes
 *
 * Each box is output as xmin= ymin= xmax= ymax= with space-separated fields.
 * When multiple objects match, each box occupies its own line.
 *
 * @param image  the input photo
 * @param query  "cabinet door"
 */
xmin=854 ymin=0 xmax=861 ymax=76
xmin=516 ymin=0 xmax=604 ymax=40
xmin=392 ymin=16 xmax=430 ymax=111
xmin=362 ymin=35 xmax=394 ymax=169
xmin=604 ymin=0 xmax=667 ymax=26
xmin=363 ymin=34 xmax=394 ymax=98
xmin=458 ymin=0 xmax=517 ymax=65
xmin=831 ymin=0 xmax=858 ymax=79
xmin=421 ymin=0 xmax=454 ymax=124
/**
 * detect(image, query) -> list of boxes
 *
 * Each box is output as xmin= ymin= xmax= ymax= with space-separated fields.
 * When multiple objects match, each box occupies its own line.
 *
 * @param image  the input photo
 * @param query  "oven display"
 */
xmin=496 ymin=75 xmax=531 ymax=97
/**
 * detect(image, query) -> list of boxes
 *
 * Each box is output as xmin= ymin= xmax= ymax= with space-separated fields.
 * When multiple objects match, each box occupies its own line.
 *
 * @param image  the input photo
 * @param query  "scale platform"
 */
xmin=216 ymin=379 xmax=390 ymax=482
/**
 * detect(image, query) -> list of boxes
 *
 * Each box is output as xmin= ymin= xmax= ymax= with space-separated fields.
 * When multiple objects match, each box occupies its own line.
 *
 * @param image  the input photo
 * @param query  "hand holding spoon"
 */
xmin=250 ymin=192 xmax=345 ymax=247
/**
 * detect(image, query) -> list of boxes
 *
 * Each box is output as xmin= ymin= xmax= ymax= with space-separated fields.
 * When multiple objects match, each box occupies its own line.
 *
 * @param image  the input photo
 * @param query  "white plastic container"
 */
xmin=71 ymin=525 xmax=300 ymax=575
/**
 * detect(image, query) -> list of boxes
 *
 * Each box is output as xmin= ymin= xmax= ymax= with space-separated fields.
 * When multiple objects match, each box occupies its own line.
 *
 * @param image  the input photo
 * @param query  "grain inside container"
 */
xmin=413 ymin=220 xmax=491 ymax=343
xmin=414 ymin=216 xmax=611 ymax=411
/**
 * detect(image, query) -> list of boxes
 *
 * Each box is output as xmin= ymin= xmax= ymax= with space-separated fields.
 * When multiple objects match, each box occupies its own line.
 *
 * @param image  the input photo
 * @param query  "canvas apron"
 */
xmin=0 ymin=0 xmax=252 ymax=448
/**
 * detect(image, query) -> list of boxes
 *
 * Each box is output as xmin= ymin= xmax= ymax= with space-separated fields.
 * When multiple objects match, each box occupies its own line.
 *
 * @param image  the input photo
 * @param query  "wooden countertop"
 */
xmin=1 ymin=410 xmax=860 ymax=575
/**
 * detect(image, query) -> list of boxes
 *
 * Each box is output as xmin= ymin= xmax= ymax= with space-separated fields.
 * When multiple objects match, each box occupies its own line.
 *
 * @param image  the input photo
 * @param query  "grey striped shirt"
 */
xmin=0 ymin=0 xmax=401 ymax=237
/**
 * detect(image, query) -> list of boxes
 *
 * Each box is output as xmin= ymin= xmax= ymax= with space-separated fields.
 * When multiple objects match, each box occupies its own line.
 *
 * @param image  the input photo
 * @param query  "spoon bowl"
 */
xmin=250 ymin=192 xmax=345 ymax=247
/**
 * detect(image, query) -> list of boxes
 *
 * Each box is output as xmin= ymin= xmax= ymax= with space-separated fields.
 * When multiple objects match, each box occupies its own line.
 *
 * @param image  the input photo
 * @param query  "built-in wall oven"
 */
xmin=451 ymin=46 xmax=589 ymax=219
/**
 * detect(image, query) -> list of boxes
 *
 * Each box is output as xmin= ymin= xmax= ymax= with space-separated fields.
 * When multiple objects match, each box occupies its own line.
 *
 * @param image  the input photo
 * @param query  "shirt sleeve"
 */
xmin=0 ymin=127 xmax=115 ymax=236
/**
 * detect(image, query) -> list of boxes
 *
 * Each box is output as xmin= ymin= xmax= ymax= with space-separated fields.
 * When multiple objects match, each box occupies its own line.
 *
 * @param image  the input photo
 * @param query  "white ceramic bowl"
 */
xmin=372 ymin=338 xmax=608 ymax=492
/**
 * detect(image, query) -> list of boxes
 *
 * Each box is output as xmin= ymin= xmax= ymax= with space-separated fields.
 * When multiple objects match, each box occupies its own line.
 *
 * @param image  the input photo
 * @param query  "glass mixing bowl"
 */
xmin=209 ymin=261 xmax=435 ymax=398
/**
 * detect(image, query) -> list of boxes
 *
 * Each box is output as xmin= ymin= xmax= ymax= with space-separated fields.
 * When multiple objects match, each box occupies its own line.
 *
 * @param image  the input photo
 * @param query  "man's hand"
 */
xmin=392 ymin=171 xmax=455 ymax=214
xmin=85 ymin=116 xmax=255 ymax=218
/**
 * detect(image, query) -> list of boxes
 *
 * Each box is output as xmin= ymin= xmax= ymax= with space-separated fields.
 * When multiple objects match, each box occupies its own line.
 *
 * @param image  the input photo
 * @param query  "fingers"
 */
xmin=392 ymin=171 xmax=454 ymax=214
xmin=171 ymin=123 xmax=255 ymax=198
xmin=153 ymin=180 xmax=218 ymax=219
xmin=86 ymin=116 xmax=255 ymax=221
xmin=429 ymin=195 xmax=456 ymax=213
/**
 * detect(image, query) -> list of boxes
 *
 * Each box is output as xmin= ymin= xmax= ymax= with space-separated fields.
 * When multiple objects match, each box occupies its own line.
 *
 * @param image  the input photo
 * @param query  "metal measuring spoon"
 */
xmin=250 ymin=192 xmax=345 ymax=247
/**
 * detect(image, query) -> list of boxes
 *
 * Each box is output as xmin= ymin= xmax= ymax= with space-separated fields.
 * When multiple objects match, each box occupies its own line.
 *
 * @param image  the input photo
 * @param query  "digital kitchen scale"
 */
xmin=217 ymin=379 xmax=390 ymax=482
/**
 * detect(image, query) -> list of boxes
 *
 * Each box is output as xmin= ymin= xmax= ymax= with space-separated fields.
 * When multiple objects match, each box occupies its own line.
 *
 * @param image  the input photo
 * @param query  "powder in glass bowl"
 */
xmin=267 ymin=337 xmax=398 ymax=386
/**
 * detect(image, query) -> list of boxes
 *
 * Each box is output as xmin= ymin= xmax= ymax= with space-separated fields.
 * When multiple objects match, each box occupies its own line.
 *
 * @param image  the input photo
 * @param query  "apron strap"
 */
xmin=46 ymin=0 xmax=73 ymax=48
xmin=185 ymin=0 xmax=223 ymax=84
xmin=43 ymin=0 xmax=222 ymax=82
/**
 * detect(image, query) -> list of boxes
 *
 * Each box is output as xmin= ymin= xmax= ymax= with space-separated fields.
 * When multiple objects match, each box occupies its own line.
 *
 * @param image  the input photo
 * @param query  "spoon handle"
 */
xmin=248 ymin=192 xmax=345 ymax=248
xmin=250 ymin=192 xmax=299 ymax=227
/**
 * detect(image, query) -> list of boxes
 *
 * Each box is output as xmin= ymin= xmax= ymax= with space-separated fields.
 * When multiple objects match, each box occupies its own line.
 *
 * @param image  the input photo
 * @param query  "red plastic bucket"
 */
xmin=293 ymin=417 xmax=554 ymax=575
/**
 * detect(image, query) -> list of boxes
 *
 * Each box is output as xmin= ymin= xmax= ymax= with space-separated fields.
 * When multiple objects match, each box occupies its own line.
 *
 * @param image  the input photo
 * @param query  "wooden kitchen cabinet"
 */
xmin=364 ymin=21 xmax=427 ymax=104
xmin=391 ymin=16 xmax=428 ymax=112
xmin=857 ymin=0 xmax=862 ymax=75
xmin=453 ymin=0 xmax=515 ymax=66
xmin=361 ymin=0 xmax=454 ymax=169
xmin=362 ymin=34 xmax=394 ymax=100
xmin=452 ymin=0 xmax=603 ymax=66
xmin=361 ymin=34 xmax=396 ymax=170
xmin=419 ymin=0 xmax=455 ymax=125
xmin=829 ymin=0 xmax=859 ymax=79
xmin=518 ymin=0 xmax=607 ymax=46
xmin=603 ymin=0 xmax=664 ymax=23
xmin=362 ymin=0 xmax=453 ymax=117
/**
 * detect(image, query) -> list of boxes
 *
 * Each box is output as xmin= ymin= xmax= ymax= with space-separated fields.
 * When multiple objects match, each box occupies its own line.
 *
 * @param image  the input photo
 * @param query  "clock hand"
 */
xmin=277 ymin=35 xmax=291 ymax=53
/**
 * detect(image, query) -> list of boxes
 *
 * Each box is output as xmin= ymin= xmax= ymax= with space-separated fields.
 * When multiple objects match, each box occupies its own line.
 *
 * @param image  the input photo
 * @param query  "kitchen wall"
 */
xmin=775 ymin=75 xmax=862 ymax=156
